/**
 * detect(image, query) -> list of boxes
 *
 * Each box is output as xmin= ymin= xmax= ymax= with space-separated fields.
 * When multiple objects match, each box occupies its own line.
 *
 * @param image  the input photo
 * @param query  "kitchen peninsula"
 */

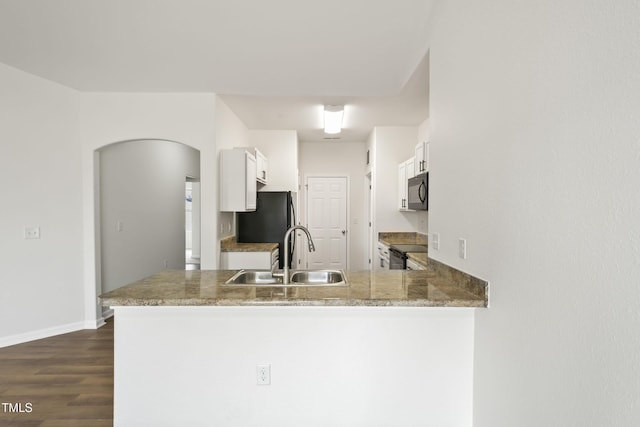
xmin=101 ymin=264 xmax=487 ymax=427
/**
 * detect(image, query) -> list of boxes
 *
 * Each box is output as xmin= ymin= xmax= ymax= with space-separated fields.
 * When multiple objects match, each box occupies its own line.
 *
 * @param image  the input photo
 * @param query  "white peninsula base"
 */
xmin=113 ymin=306 xmax=475 ymax=427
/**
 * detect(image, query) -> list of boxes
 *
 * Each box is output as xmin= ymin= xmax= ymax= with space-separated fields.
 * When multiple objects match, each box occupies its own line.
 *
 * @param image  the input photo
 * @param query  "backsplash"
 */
xmin=426 ymin=258 xmax=488 ymax=301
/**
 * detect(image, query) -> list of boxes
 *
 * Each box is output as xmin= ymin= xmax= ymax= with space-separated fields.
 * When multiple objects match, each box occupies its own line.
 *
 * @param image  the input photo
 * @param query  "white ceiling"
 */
xmin=0 ymin=0 xmax=433 ymax=142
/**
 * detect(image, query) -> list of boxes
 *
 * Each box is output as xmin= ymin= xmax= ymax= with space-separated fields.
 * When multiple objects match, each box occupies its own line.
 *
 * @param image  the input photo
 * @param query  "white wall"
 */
xmin=78 ymin=92 xmax=218 ymax=325
xmin=215 ymin=96 xmax=249 ymax=152
xmin=100 ymin=140 xmax=199 ymax=292
xmin=78 ymin=93 xmax=218 ymax=320
xmin=418 ymin=118 xmax=429 ymax=149
xmin=299 ymin=141 xmax=368 ymax=270
xmin=0 ymin=66 xmax=220 ymax=344
xmin=114 ymin=306 xmax=475 ymax=427
xmin=0 ymin=63 xmax=85 ymax=345
xmin=248 ymin=129 xmax=298 ymax=192
xmin=426 ymin=0 xmax=640 ymax=425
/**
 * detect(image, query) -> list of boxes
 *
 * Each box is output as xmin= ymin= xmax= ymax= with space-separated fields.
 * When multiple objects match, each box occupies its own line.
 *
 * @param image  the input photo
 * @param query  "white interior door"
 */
xmin=306 ymin=177 xmax=348 ymax=270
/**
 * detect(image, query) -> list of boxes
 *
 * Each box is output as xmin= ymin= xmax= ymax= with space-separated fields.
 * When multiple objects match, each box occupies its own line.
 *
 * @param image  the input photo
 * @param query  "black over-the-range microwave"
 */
xmin=407 ymin=172 xmax=428 ymax=210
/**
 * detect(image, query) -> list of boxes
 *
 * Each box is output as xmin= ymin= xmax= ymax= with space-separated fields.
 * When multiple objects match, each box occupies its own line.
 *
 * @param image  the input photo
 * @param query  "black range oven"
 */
xmin=389 ymin=244 xmax=428 ymax=269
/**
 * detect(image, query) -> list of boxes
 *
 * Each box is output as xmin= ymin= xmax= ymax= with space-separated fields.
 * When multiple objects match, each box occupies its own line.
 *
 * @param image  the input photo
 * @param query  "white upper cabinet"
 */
xmin=414 ymin=141 xmax=430 ymax=175
xmin=398 ymin=157 xmax=416 ymax=211
xmin=255 ymin=149 xmax=268 ymax=184
xmin=398 ymin=162 xmax=406 ymax=210
xmin=220 ymin=149 xmax=257 ymax=212
xmin=245 ymin=154 xmax=257 ymax=210
xmin=238 ymin=147 xmax=268 ymax=185
xmin=406 ymin=156 xmax=416 ymax=179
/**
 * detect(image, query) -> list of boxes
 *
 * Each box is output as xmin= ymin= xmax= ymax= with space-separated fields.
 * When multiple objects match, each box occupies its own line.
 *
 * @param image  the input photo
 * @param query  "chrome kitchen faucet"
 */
xmin=282 ymin=225 xmax=315 ymax=284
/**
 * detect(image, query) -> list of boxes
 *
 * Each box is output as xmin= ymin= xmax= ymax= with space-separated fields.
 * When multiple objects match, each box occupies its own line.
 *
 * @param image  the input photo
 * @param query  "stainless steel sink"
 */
xmin=224 ymin=270 xmax=284 ymax=286
xmin=289 ymin=270 xmax=347 ymax=286
xmin=224 ymin=270 xmax=347 ymax=287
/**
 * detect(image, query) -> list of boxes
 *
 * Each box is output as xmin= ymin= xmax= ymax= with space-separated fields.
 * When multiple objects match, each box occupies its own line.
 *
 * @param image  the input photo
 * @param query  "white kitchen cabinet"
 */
xmin=255 ymin=150 xmax=268 ymax=184
xmin=220 ymin=149 xmax=257 ymax=212
xmin=398 ymin=157 xmax=416 ymax=211
xmin=220 ymin=249 xmax=279 ymax=270
xmin=376 ymin=241 xmax=390 ymax=270
xmin=398 ymin=162 xmax=406 ymax=210
xmin=406 ymin=157 xmax=415 ymax=179
xmin=414 ymin=141 xmax=430 ymax=175
xmin=237 ymin=147 xmax=268 ymax=185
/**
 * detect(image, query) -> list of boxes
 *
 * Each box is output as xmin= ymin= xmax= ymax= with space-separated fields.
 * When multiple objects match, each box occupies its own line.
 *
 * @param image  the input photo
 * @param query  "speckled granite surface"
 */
xmin=407 ymin=252 xmax=429 ymax=268
xmin=378 ymin=232 xmax=428 ymax=246
xmin=220 ymin=236 xmax=278 ymax=252
xmin=100 ymin=267 xmax=488 ymax=308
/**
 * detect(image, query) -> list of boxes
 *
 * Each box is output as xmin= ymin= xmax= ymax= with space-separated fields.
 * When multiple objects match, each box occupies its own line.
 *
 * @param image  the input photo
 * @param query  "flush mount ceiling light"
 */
xmin=323 ymin=105 xmax=344 ymax=134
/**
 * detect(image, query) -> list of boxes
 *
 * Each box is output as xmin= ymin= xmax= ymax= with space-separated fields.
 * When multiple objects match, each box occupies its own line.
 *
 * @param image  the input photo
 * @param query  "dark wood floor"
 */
xmin=0 ymin=318 xmax=114 ymax=427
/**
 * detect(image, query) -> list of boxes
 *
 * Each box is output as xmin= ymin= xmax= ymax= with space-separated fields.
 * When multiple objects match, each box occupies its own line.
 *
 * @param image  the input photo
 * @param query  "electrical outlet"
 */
xmin=116 ymin=221 xmax=124 ymax=232
xmin=458 ymin=238 xmax=467 ymax=259
xmin=163 ymin=260 xmax=169 ymax=268
xmin=24 ymin=226 xmax=40 ymax=239
xmin=432 ymin=233 xmax=440 ymax=250
xmin=256 ymin=364 xmax=271 ymax=385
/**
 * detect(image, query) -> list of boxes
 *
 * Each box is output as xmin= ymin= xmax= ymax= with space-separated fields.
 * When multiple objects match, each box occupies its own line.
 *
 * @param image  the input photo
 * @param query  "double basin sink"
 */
xmin=224 ymin=269 xmax=348 ymax=287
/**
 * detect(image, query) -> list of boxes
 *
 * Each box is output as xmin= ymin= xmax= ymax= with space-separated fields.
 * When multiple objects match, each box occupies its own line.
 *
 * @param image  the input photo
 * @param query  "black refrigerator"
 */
xmin=236 ymin=191 xmax=296 ymax=269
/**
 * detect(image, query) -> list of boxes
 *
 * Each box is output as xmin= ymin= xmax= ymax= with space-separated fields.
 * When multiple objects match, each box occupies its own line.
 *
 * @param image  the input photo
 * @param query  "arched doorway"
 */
xmin=97 ymin=139 xmax=200 ymax=316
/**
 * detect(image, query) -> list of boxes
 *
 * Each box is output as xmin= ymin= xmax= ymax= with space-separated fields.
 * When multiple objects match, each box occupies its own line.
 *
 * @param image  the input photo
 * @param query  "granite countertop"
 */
xmin=407 ymin=252 xmax=429 ymax=268
xmin=378 ymin=232 xmax=429 ymax=268
xmin=100 ymin=262 xmax=488 ymax=308
xmin=378 ymin=231 xmax=428 ymax=247
xmin=220 ymin=236 xmax=278 ymax=253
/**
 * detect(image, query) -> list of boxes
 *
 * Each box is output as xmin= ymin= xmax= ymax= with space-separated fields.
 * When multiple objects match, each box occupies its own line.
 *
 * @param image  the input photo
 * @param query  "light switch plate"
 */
xmin=458 ymin=238 xmax=467 ymax=259
xmin=256 ymin=364 xmax=271 ymax=385
xmin=432 ymin=233 xmax=440 ymax=250
xmin=24 ymin=227 xmax=40 ymax=239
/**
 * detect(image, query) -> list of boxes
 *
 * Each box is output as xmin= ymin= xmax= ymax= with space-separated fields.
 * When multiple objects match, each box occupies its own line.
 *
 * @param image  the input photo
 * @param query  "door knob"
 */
xmin=341 ymin=230 xmax=346 ymax=235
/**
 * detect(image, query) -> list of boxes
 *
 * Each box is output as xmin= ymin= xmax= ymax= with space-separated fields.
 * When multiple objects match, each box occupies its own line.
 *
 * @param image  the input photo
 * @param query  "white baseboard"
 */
xmin=0 ymin=321 xmax=87 ymax=348
xmin=0 ymin=310 xmax=116 ymax=348
xmin=90 ymin=308 xmax=115 ymax=330
xmin=101 ymin=308 xmax=114 ymax=323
